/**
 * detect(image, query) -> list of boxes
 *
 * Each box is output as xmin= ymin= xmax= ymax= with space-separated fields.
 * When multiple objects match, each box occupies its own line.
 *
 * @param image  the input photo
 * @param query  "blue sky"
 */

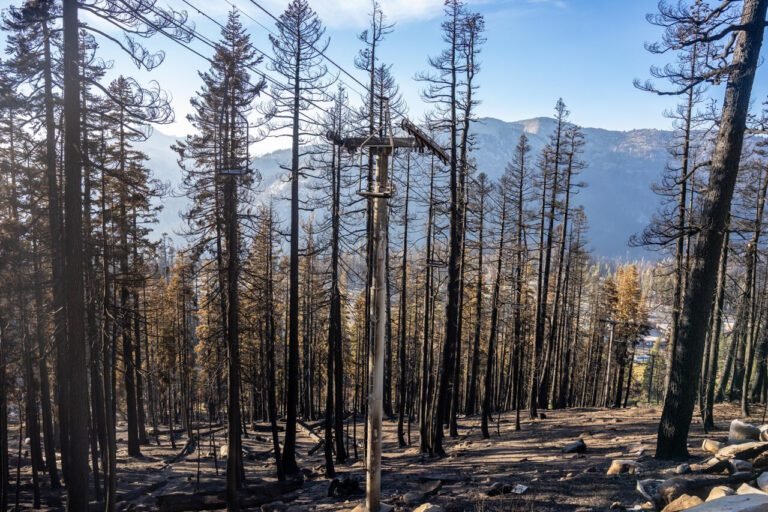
xmin=3 ymin=0 xmax=768 ymax=149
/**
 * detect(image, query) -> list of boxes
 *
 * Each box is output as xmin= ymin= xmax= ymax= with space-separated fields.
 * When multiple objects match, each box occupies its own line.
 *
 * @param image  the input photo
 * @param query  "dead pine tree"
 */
xmin=482 ymin=178 xmax=507 ymax=439
xmin=417 ymin=0 xmax=485 ymax=457
xmin=655 ymin=0 xmax=768 ymax=459
xmin=266 ymin=0 xmax=330 ymax=476
xmin=466 ymin=172 xmax=491 ymax=416
xmin=397 ymin=153 xmax=412 ymax=447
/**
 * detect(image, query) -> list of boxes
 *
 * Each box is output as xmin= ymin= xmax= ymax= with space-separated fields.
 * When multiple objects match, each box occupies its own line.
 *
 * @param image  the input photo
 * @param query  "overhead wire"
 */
xmin=112 ymin=0 xmax=327 ymax=127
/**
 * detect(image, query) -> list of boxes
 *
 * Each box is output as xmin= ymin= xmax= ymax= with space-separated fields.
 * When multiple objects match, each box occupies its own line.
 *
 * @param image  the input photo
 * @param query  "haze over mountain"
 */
xmin=141 ymin=117 xmax=673 ymax=259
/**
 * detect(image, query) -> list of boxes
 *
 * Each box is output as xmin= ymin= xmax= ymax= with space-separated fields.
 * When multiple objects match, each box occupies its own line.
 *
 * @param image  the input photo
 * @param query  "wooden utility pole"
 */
xmin=328 ymin=114 xmax=447 ymax=512
xmin=367 ymin=148 xmax=389 ymax=511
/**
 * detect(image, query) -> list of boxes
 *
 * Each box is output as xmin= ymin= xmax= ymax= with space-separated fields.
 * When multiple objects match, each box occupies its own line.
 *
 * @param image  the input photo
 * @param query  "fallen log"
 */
xmin=297 ymin=419 xmax=323 ymax=443
xmin=157 ymin=478 xmax=303 ymax=512
xmin=308 ymin=438 xmax=325 ymax=456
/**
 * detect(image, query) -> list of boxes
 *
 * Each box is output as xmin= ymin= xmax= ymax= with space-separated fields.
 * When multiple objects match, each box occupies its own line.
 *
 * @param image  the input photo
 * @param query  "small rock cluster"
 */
xmin=634 ymin=419 xmax=768 ymax=511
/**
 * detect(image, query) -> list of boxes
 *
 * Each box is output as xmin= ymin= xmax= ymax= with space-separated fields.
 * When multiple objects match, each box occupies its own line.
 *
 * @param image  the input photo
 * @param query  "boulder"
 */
xmin=661 ymin=494 xmax=703 ymax=512
xmin=728 ymin=459 xmax=754 ymax=474
xmin=638 ymin=474 xmax=754 ymax=509
xmin=685 ymin=494 xmax=768 ymax=511
xmin=706 ymin=486 xmax=735 ymax=501
xmin=607 ymin=459 xmax=639 ymax=475
xmin=403 ymin=491 xmax=425 ymax=506
xmin=729 ymin=420 xmax=761 ymax=445
xmin=674 ymin=464 xmax=691 ymax=475
xmin=562 ymin=439 xmax=587 ymax=454
xmin=702 ymin=439 xmax=725 ymax=454
xmin=736 ymin=483 xmax=768 ymax=496
xmin=716 ymin=442 xmax=768 ymax=461
xmin=757 ymin=472 xmax=768 ymax=492
xmin=403 ymin=480 xmax=442 ymax=505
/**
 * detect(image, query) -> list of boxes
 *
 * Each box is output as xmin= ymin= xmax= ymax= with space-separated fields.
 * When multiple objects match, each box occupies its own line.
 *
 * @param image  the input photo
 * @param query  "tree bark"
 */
xmin=62 ymin=0 xmax=90 ymax=507
xmin=656 ymin=0 xmax=768 ymax=459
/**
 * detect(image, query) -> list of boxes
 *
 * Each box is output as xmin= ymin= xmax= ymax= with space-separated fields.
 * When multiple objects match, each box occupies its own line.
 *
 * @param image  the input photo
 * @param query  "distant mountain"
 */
xmin=471 ymin=117 xmax=672 ymax=259
xmin=140 ymin=117 xmax=673 ymax=259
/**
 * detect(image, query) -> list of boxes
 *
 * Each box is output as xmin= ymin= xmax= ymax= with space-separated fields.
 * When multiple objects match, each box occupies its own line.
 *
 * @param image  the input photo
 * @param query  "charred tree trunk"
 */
xmin=482 ymin=193 xmax=506 ymax=438
xmin=656 ymin=0 xmax=768 ymax=459
xmin=397 ymin=156 xmax=412 ymax=447
xmin=62 ymin=0 xmax=90 ymax=506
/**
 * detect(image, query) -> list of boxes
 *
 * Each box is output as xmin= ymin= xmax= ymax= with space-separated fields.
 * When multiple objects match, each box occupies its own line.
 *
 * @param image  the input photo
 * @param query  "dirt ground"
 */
xmin=7 ymin=403 xmax=766 ymax=511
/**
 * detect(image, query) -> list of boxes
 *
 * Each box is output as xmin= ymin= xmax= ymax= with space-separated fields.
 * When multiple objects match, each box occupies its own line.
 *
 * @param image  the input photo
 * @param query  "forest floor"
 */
xmin=7 ymin=402 xmax=766 ymax=511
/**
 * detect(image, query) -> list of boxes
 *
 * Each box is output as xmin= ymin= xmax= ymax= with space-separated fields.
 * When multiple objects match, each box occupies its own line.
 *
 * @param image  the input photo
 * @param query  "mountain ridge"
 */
xmin=140 ymin=116 xmax=673 ymax=259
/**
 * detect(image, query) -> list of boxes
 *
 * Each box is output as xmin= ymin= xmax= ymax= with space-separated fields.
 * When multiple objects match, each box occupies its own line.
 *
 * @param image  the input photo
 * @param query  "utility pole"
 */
xmin=328 ymin=113 xmax=447 ymax=512
xmin=367 ymin=147 xmax=389 ymax=511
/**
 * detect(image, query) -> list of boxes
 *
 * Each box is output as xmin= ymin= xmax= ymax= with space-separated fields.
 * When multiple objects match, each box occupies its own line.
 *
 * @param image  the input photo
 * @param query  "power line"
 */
xmin=242 ymin=0 xmax=371 ymax=95
xmin=113 ymin=0 xmax=330 ymax=126
xmin=187 ymin=0 xmax=365 ymax=122
xmin=225 ymin=0 xmax=413 ymax=127
xmin=183 ymin=0 xmax=352 ymax=121
xmin=240 ymin=0 xmax=414 ymax=128
xmin=225 ymin=0 xmax=369 ymax=101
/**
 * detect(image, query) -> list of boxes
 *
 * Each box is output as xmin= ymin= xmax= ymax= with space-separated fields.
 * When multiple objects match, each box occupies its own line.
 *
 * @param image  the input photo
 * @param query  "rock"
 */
xmin=421 ymin=479 xmax=443 ymax=497
xmin=728 ymin=459 xmax=753 ymax=474
xmin=674 ymin=464 xmax=691 ymax=475
xmin=685 ymin=494 xmax=768 ymax=511
xmin=661 ymin=494 xmax=704 ymax=512
xmin=729 ymin=420 xmax=761 ymax=445
xmin=403 ymin=491 xmax=426 ymax=505
xmin=736 ymin=483 xmax=768 ymax=496
xmin=702 ymin=439 xmax=725 ymax=454
xmin=607 ymin=459 xmax=639 ymax=475
xmin=640 ymin=474 xmax=754 ymax=509
xmin=757 ymin=472 xmax=768 ymax=492
xmin=706 ymin=486 xmax=735 ymax=501
xmin=413 ymin=505 xmax=444 ymax=512
xmin=761 ymin=430 xmax=768 ymax=442
xmin=403 ymin=481 xmax=442 ymax=505
xmin=717 ymin=441 xmax=768 ymax=461
xmin=562 ymin=439 xmax=587 ymax=454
